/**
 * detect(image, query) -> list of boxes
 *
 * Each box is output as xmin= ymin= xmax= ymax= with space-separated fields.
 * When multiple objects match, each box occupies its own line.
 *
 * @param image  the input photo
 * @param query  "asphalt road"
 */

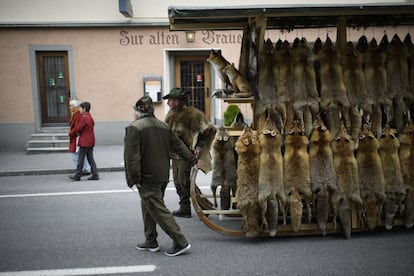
xmin=1 ymin=172 xmax=414 ymax=276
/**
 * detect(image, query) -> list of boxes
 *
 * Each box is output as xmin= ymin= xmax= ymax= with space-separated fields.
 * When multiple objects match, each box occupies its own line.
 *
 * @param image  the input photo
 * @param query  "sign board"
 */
xmin=143 ymin=76 xmax=162 ymax=102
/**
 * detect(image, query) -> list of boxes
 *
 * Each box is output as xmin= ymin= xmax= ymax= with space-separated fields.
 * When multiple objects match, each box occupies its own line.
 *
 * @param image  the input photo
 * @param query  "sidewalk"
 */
xmin=0 ymin=145 xmax=125 ymax=176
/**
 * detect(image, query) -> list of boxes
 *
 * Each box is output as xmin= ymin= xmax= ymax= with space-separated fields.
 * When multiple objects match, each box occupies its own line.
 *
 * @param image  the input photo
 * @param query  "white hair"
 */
xmin=69 ymin=100 xmax=80 ymax=107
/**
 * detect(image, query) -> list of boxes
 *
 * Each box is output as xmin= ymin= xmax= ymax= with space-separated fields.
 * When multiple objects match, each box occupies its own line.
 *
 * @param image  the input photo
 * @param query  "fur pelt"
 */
xmin=211 ymin=126 xmax=237 ymax=210
xmin=341 ymin=41 xmax=366 ymax=142
xmin=379 ymin=125 xmax=405 ymax=230
xmin=316 ymin=37 xmax=350 ymax=137
xmin=363 ymin=38 xmax=388 ymax=137
xmin=235 ymin=126 xmax=261 ymax=237
xmin=399 ymin=120 xmax=414 ymax=228
xmin=258 ymin=114 xmax=285 ymax=236
xmin=309 ymin=116 xmax=337 ymax=235
xmin=357 ymin=123 xmax=386 ymax=231
xmin=386 ymin=34 xmax=410 ymax=132
xmin=272 ymin=40 xmax=292 ymax=134
xmin=291 ymin=37 xmax=319 ymax=137
xmin=284 ymin=120 xmax=312 ymax=232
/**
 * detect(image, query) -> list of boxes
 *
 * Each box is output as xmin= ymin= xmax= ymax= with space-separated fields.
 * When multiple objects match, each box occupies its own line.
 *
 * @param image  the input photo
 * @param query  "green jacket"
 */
xmin=124 ymin=114 xmax=197 ymax=189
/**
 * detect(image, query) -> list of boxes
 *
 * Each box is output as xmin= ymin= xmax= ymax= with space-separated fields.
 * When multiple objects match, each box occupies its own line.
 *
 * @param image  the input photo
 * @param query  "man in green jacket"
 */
xmin=124 ymin=95 xmax=198 ymax=257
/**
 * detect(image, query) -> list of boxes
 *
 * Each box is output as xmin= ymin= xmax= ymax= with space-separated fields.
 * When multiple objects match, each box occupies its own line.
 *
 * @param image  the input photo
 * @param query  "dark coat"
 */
xmin=124 ymin=114 xmax=197 ymax=189
xmin=69 ymin=112 xmax=95 ymax=147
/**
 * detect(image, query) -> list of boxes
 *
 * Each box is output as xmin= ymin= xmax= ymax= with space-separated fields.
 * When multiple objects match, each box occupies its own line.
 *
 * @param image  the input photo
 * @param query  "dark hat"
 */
xmin=134 ymin=95 xmax=154 ymax=113
xmin=162 ymin=87 xmax=189 ymax=100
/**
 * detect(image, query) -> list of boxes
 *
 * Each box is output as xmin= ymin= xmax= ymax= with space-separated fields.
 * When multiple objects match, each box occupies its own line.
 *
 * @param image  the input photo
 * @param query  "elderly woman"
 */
xmin=68 ymin=99 xmax=91 ymax=175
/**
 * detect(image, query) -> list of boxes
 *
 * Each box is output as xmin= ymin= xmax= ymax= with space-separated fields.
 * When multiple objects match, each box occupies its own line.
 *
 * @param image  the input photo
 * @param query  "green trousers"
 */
xmin=172 ymin=158 xmax=192 ymax=211
xmin=139 ymin=185 xmax=188 ymax=248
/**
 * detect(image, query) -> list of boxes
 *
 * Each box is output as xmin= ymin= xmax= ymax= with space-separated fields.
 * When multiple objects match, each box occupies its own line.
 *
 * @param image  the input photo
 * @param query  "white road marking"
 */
xmin=0 ymin=265 xmax=156 ymax=275
xmin=0 ymin=186 xmax=210 ymax=199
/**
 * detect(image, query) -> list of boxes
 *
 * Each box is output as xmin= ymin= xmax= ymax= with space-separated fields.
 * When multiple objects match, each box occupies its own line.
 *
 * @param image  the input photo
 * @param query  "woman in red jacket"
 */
xmin=68 ymin=100 xmax=91 ymax=175
xmin=69 ymin=101 xmax=99 ymax=181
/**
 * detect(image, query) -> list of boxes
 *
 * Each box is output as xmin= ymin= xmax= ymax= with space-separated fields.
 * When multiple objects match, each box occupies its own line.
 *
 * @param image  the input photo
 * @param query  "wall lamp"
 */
xmin=186 ymin=31 xmax=196 ymax=43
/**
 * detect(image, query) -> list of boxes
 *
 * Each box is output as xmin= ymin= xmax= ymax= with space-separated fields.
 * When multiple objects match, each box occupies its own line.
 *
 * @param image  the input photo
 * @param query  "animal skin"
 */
xmin=357 ymin=124 xmax=386 ymax=231
xmin=291 ymin=37 xmax=319 ymax=137
xmin=386 ymin=34 xmax=410 ymax=132
xmin=258 ymin=114 xmax=285 ymax=236
xmin=272 ymin=40 xmax=293 ymax=134
xmin=379 ymin=125 xmax=405 ymax=230
xmin=404 ymin=34 xmax=414 ymax=115
xmin=223 ymin=63 xmax=253 ymax=98
xmin=341 ymin=41 xmax=366 ymax=143
xmin=235 ymin=126 xmax=261 ymax=237
xmin=331 ymin=123 xmax=363 ymax=238
xmin=211 ymin=126 xmax=237 ymax=210
xmin=309 ymin=116 xmax=337 ymax=235
xmin=207 ymin=49 xmax=232 ymax=91
xmin=316 ymin=37 xmax=350 ymax=137
xmin=284 ymin=120 xmax=312 ymax=232
xmin=399 ymin=120 xmax=414 ymax=228
xmin=363 ymin=38 xmax=388 ymax=137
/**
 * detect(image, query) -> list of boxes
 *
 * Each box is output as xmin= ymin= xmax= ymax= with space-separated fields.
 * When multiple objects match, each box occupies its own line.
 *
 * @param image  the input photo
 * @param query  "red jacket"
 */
xmin=69 ymin=112 xmax=95 ymax=147
xmin=68 ymin=108 xmax=81 ymax=152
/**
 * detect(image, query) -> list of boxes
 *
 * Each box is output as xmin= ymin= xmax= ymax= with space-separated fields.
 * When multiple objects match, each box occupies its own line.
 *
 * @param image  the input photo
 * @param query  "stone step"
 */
xmin=30 ymin=133 xmax=69 ymax=141
xmin=26 ymin=147 xmax=68 ymax=154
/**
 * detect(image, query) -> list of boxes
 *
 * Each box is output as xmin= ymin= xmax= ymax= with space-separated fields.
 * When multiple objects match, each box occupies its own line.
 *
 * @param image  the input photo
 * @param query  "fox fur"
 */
xmin=207 ymin=49 xmax=233 ymax=91
xmin=223 ymin=63 xmax=252 ymax=98
xmin=211 ymin=126 xmax=237 ymax=210
xmin=258 ymin=114 xmax=285 ymax=236
xmin=363 ymin=38 xmax=388 ymax=137
xmin=341 ymin=41 xmax=366 ymax=142
xmin=235 ymin=126 xmax=261 ymax=237
xmin=357 ymin=124 xmax=386 ymax=230
xmin=309 ymin=115 xmax=337 ymax=235
xmin=399 ymin=120 xmax=414 ymax=228
xmin=291 ymin=37 xmax=319 ymax=137
xmin=386 ymin=34 xmax=410 ymax=132
xmin=379 ymin=125 xmax=405 ymax=230
xmin=284 ymin=120 xmax=312 ymax=232
xmin=272 ymin=40 xmax=293 ymax=134
xmin=316 ymin=37 xmax=350 ymax=137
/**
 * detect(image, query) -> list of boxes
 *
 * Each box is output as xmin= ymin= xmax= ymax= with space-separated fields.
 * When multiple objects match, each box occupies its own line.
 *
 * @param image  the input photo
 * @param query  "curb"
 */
xmin=0 ymin=167 xmax=125 ymax=177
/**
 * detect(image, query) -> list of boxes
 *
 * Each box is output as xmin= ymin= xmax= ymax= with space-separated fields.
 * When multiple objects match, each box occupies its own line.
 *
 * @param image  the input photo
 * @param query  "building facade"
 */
xmin=0 ymin=0 xmax=409 ymax=149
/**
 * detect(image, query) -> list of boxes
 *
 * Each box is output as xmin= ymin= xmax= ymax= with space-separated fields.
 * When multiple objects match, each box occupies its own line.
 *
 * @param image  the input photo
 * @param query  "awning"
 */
xmin=168 ymin=3 xmax=414 ymax=31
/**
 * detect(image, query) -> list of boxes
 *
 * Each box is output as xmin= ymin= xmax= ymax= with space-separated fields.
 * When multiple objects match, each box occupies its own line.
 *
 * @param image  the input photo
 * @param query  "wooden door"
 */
xmin=175 ymin=55 xmax=211 ymax=118
xmin=37 ymin=51 xmax=70 ymax=125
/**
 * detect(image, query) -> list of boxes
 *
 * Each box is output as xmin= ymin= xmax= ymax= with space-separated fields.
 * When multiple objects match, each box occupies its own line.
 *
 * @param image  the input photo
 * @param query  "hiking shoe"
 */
xmin=68 ymin=175 xmax=80 ymax=181
xmin=136 ymin=242 xmax=160 ymax=252
xmin=172 ymin=209 xmax=191 ymax=218
xmin=87 ymin=175 xmax=99 ymax=181
xmin=164 ymin=243 xmax=191 ymax=257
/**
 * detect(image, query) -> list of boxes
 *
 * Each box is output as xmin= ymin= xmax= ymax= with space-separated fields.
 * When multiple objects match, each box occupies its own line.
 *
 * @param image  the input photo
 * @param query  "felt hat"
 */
xmin=134 ymin=95 xmax=154 ymax=113
xmin=162 ymin=87 xmax=189 ymax=100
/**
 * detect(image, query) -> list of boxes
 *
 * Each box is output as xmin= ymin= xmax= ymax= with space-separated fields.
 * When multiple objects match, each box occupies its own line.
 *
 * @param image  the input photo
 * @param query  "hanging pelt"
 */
xmin=309 ymin=115 xmax=338 ymax=235
xmin=379 ymin=124 xmax=405 ymax=230
xmin=258 ymin=112 xmax=286 ymax=236
xmin=331 ymin=123 xmax=363 ymax=239
xmin=363 ymin=38 xmax=388 ymax=138
xmin=341 ymin=41 xmax=366 ymax=143
xmin=290 ymin=37 xmax=319 ymax=137
xmin=211 ymin=126 xmax=237 ymax=210
xmin=272 ymin=40 xmax=293 ymax=134
xmin=404 ymin=33 xmax=414 ymax=116
xmin=316 ymin=36 xmax=350 ymax=138
xmin=235 ymin=126 xmax=261 ymax=238
xmin=357 ymin=123 xmax=386 ymax=231
xmin=399 ymin=119 xmax=414 ymax=228
xmin=284 ymin=120 xmax=312 ymax=232
xmin=386 ymin=34 xmax=410 ymax=132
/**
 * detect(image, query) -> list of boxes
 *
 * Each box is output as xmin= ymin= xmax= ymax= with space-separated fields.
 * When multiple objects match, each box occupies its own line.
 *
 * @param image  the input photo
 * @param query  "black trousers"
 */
xmin=75 ymin=146 xmax=98 ymax=177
